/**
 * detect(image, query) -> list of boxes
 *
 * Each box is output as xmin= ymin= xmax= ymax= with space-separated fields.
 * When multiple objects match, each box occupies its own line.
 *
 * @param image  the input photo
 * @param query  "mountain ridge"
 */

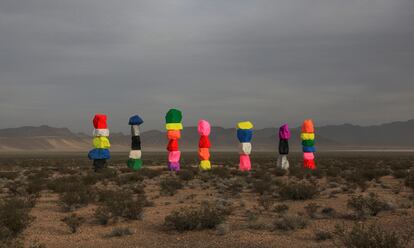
xmin=1 ymin=119 xmax=414 ymax=151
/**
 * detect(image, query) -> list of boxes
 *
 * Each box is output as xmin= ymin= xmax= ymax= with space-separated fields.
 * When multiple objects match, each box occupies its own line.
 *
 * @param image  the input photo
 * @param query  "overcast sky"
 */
xmin=1 ymin=0 xmax=413 ymax=133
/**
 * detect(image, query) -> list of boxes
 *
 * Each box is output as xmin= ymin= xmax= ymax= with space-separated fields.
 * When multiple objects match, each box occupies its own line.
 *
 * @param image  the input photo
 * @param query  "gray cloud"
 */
xmin=1 ymin=0 xmax=413 ymax=133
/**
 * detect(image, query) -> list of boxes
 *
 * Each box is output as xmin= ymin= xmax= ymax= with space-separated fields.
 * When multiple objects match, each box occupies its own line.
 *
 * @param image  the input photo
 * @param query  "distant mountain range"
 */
xmin=1 ymin=119 xmax=414 ymax=151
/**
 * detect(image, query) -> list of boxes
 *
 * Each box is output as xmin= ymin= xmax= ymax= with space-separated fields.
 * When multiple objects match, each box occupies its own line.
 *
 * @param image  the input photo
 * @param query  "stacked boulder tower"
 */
xmin=88 ymin=114 xmax=111 ymax=172
xmin=301 ymin=119 xmax=316 ymax=170
xmin=237 ymin=121 xmax=254 ymax=171
xmin=198 ymin=120 xmax=212 ymax=171
xmin=277 ymin=124 xmax=290 ymax=170
xmin=127 ymin=115 xmax=144 ymax=171
xmin=165 ymin=109 xmax=183 ymax=172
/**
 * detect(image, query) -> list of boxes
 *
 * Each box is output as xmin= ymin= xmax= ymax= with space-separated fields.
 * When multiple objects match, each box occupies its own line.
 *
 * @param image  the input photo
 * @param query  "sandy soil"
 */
xmin=22 ymin=173 xmax=414 ymax=248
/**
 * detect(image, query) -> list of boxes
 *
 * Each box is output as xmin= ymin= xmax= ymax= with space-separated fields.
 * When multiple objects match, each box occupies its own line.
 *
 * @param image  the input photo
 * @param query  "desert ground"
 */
xmin=1 ymin=152 xmax=414 ymax=248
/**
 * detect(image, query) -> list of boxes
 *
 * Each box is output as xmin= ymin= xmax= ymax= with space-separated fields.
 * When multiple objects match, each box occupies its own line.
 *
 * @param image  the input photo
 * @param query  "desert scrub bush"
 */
xmin=99 ymin=191 xmax=147 ymax=220
xmin=5 ymin=180 xmax=28 ymax=196
xmin=334 ymin=223 xmax=411 ymax=248
xmin=164 ymin=207 xmax=199 ymax=231
xmin=252 ymin=179 xmax=273 ymax=195
xmin=304 ymin=202 xmax=320 ymax=218
xmin=225 ymin=178 xmax=244 ymax=197
xmin=105 ymin=227 xmax=133 ymax=238
xmin=47 ymin=175 xmax=84 ymax=193
xmin=59 ymin=184 xmax=92 ymax=211
xmin=393 ymin=169 xmax=409 ymax=179
xmin=164 ymin=202 xmax=229 ymax=232
xmin=258 ymin=195 xmax=274 ymax=210
xmin=28 ymin=241 xmax=46 ymax=248
xmin=198 ymin=202 xmax=229 ymax=229
xmin=245 ymin=210 xmax=270 ymax=230
xmin=274 ymin=168 xmax=287 ymax=177
xmin=347 ymin=193 xmax=391 ymax=219
xmin=345 ymin=167 xmax=390 ymax=189
xmin=320 ymin=207 xmax=337 ymax=218
xmin=82 ymin=168 xmax=117 ymax=185
xmin=0 ymin=171 xmax=19 ymax=180
xmin=211 ymin=167 xmax=231 ymax=179
xmin=288 ymin=166 xmax=306 ymax=179
xmin=273 ymin=214 xmax=308 ymax=231
xmin=326 ymin=166 xmax=341 ymax=177
xmin=199 ymin=172 xmax=214 ymax=182
xmin=61 ymin=214 xmax=85 ymax=233
xmin=314 ymin=230 xmax=333 ymax=241
xmin=177 ymin=169 xmax=194 ymax=181
xmin=160 ymin=178 xmax=183 ymax=196
xmin=116 ymin=173 xmax=144 ymax=185
xmin=273 ymin=204 xmax=289 ymax=214
xmin=405 ymin=169 xmax=414 ymax=189
xmin=0 ymin=197 xmax=33 ymax=240
xmin=279 ymin=182 xmax=318 ymax=200
xmin=94 ymin=206 xmax=111 ymax=225
xmin=252 ymin=169 xmax=271 ymax=180
xmin=138 ymin=168 xmax=163 ymax=179
xmin=0 ymin=237 xmax=23 ymax=248
xmin=25 ymin=176 xmax=46 ymax=196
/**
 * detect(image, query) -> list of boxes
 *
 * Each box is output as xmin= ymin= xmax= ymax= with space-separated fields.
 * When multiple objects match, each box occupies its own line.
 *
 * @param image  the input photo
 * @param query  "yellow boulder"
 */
xmin=93 ymin=137 xmax=111 ymax=149
xmin=199 ymin=160 xmax=211 ymax=170
xmin=300 ymin=133 xmax=315 ymax=141
xmin=237 ymin=121 xmax=254 ymax=130
xmin=165 ymin=123 xmax=183 ymax=131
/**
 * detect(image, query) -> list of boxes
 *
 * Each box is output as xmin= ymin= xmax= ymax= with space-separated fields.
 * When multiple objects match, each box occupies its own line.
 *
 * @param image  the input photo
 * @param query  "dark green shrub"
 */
xmin=334 ymin=223 xmax=411 ymax=248
xmin=61 ymin=214 xmax=84 ymax=233
xmin=279 ymin=182 xmax=318 ymax=200
xmin=160 ymin=178 xmax=183 ymax=196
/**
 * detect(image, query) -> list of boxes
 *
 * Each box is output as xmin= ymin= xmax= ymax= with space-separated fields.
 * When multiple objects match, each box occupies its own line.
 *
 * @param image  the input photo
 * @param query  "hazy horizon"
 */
xmin=1 ymin=0 xmax=413 ymax=133
xmin=1 ymin=117 xmax=413 ymax=135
